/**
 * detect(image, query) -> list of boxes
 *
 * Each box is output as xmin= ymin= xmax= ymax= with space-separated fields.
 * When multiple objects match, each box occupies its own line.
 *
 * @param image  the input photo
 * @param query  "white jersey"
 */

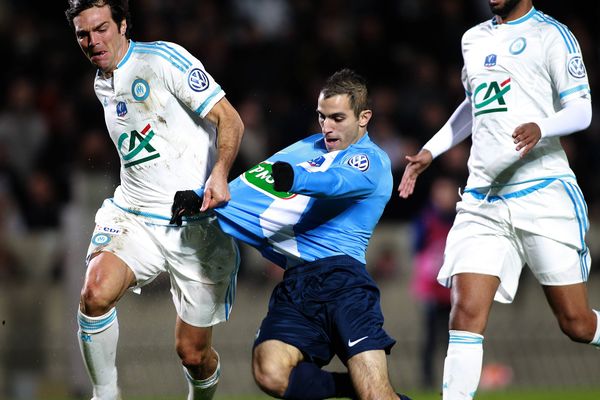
xmin=461 ymin=7 xmax=591 ymax=188
xmin=94 ymin=40 xmax=226 ymax=219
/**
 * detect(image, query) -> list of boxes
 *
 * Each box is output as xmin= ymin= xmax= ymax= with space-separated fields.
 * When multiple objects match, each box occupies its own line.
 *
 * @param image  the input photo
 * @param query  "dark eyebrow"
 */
xmin=76 ymin=21 xmax=110 ymax=36
xmin=317 ymin=110 xmax=346 ymax=119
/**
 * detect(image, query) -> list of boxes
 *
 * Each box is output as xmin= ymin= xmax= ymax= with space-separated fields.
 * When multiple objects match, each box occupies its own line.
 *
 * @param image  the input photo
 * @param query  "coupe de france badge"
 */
xmin=116 ymin=101 xmax=128 ymax=117
xmin=348 ymin=154 xmax=370 ymax=172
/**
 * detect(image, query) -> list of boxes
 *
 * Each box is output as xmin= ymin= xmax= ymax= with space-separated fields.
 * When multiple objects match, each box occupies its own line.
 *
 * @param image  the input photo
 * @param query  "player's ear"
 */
xmin=358 ymin=109 xmax=372 ymax=128
xmin=119 ymin=20 xmax=127 ymax=36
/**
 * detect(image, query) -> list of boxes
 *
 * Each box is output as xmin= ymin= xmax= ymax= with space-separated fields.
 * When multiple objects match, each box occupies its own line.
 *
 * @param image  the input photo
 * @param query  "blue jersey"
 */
xmin=214 ymin=133 xmax=393 ymax=269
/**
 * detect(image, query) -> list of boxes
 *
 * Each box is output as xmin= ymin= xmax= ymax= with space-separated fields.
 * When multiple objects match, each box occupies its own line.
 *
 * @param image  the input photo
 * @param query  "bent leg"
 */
xmin=347 ymin=349 xmax=397 ymax=400
xmin=175 ymin=318 xmax=220 ymax=400
xmin=443 ymin=273 xmax=499 ymax=400
xmin=543 ymin=283 xmax=600 ymax=345
xmin=252 ymin=340 xmax=303 ymax=398
xmin=78 ymin=252 xmax=136 ymax=400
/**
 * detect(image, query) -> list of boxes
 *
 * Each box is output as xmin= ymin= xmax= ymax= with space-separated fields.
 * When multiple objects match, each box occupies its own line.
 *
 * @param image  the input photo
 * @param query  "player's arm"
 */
xmin=513 ymin=98 xmax=591 ymax=158
xmin=398 ymin=98 xmax=472 ymax=198
xmin=202 ymin=97 xmax=244 ymax=211
xmin=272 ymin=153 xmax=380 ymax=199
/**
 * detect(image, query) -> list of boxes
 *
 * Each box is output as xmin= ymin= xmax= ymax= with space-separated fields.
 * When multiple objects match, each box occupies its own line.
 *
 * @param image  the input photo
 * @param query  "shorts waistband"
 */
xmin=283 ymin=255 xmax=364 ymax=278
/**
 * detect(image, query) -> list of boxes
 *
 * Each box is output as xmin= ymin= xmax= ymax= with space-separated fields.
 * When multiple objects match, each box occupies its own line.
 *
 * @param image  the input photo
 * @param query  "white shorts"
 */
xmin=438 ymin=177 xmax=591 ymax=303
xmin=87 ymin=199 xmax=239 ymax=327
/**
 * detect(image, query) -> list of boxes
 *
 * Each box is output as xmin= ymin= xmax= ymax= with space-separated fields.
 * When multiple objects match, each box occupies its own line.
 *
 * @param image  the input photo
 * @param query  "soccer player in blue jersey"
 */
xmin=398 ymin=1 xmax=599 ymax=399
xmin=66 ymin=1 xmax=244 ymax=399
xmin=171 ymin=69 xmax=410 ymax=400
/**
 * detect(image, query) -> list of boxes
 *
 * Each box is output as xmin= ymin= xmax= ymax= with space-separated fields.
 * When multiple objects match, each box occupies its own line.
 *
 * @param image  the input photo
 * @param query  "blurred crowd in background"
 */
xmin=0 ymin=0 xmax=598 ymax=398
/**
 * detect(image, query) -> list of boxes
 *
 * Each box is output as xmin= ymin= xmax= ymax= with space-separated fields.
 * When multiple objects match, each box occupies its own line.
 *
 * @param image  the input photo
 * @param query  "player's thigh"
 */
xmin=83 ymin=251 xmax=136 ymax=307
xmin=87 ymin=200 xmax=166 ymax=289
xmin=165 ymin=216 xmax=240 ymax=327
xmin=522 ymin=232 xmax=591 ymax=285
xmin=440 ymin=211 xmax=524 ymax=303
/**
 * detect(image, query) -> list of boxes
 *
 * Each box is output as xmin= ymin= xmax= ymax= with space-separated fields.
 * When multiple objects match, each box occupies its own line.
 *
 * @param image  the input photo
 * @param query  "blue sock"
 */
xmin=283 ymin=362 xmax=354 ymax=400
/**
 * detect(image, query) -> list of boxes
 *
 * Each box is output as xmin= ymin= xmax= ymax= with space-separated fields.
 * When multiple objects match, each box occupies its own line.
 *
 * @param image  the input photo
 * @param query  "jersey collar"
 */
xmin=491 ymin=6 xmax=536 ymax=26
xmin=116 ymin=40 xmax=136 ymax=69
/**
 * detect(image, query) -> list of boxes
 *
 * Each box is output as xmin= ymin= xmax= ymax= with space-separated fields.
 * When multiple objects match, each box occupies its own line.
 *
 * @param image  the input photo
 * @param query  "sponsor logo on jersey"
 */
xmin=509 ymin=37 xmax=526 ymax=55
xmin=188 ymin=68 xmax=210 ymax=92
xmin=473 ymin=78 xmax=511 ymax=116
xmin=567 ymin=55 xmax=586 ymax=79
xmin=116 ymin=101 xmax=128 ymax=117
xmin=242 ymin=162 xmax=296 ymax=200
xmin=95 ymin=225 xmax=122 ymax=235
xmin=347 ymin=154 xmax=370 ymax=172
xmin=118 ymin=123 xmax=161 ymax=168
xmin=131 ymin=78 xmax=150 ymax=101
xmin=484 ymin=54 xmax=497 ymax=67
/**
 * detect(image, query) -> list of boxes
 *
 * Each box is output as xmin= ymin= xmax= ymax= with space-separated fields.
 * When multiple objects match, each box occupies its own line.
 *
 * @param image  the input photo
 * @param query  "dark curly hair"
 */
xmin=65 ymin=0 xmax=132 ymax=38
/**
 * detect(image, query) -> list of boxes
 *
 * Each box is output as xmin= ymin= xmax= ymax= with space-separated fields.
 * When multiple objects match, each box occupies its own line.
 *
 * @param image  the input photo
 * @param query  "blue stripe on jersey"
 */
xmin=108 ymin=198 xmax=211 ymax=223
xmin=195 ymin=85 xmax=223 ymax=115
xmin=153 ymin=41 xmax=193 ymax=69
xmin=534 ymin=12 xmax=578 ymax=53
xmin=133 ymin=42 xmax=192 ymax=72
xmin=559 ymin=84 xmax=591 ymax=99
xmin=117 ymin=40 xmax=136 ymax=68
xmin=560 ymin=180 xmax=589 ymax=281
xmin=464 ymin=178 xmax=555 ymax=202
xmin=225 ymin=248 xmax=240 ymax=320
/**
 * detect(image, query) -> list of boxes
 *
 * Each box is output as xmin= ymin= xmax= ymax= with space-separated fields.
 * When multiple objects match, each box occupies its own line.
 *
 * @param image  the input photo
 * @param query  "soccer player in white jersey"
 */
xmin=398 ymin=0 xmax=599 ymax=399
xmin=65 ymin=1 xmax=244 ymax=399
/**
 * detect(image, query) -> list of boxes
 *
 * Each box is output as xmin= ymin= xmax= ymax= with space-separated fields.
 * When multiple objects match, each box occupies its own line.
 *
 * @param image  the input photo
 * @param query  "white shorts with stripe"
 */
xmin=87 ymin=199 xmax=239 ymax=327
xmin=438 ymin=176 xmax=591 ymax=304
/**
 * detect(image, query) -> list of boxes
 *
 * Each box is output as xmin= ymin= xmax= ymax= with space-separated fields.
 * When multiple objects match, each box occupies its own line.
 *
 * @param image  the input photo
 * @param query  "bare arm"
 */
xmin=202 ymin=97 xmax=244 ymax=211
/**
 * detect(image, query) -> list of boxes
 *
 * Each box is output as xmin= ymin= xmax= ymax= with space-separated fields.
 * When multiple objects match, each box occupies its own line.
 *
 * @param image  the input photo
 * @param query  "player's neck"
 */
xmin=494 ymin=3 xmax=533 ymax=24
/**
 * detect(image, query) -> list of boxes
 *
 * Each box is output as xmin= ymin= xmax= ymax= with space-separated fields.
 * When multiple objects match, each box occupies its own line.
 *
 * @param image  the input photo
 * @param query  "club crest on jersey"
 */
xmin=116 ymin=101 xmax=128 ymax=117
xmin=484 ymin=54 xmax=497 ymax=67
xmin=509 ymin=37 xmax=526 ymax=55
xmin=91 ymin=233 xmax=111 ymax=246
xmin=568 ymin=56 xmax=586 ymax=79
xmin=188 ymin=68 xmax=210 ymax=92
xmin=131 ymin=78 xmax=150 ymax=101
xmin=347 ymin=154 xmax=370 ymax=172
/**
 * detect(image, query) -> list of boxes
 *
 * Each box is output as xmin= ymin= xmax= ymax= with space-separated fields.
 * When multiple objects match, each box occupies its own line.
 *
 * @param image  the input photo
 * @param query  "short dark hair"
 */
xmin=320 ymin=69 xmax=370 ymax=118
xmin=65 ymin=0 xmax=131 ymax=38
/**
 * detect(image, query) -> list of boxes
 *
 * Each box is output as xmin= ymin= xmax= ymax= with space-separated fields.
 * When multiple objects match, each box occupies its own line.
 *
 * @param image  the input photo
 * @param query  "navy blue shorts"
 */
xmin=253 ymin=255 xmax=396 ymax=366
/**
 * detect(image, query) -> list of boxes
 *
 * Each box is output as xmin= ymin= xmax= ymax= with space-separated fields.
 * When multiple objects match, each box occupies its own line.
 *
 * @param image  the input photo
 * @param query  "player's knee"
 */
xmin=80 ymin=284 xmax=115 ymax=316
xmin=252 ymin=358 xmax=288 ymax=397
xmin=449 ymin=302 xmax=487 ymax=333
xmin=558 ymin=312 xmax=595 ymax=343
xmin=176 ymin=342 xmax=211 ymax=369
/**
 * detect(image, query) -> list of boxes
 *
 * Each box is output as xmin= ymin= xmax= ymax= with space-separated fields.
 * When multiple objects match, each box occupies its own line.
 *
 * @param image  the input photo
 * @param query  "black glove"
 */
xmin=272 ymin=161 xmax=294 ymax=192
xmin=170 ymin=190 xmax=203 ymax=226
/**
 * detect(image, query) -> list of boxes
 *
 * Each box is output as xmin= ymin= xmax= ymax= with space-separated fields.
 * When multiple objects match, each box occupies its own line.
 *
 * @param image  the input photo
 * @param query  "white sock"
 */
xmin=442 ymin=330 xmax=484 ymax=400
xmin=78 ymin=308 xmax=120 ymax=400
xmin=590 ymin=309 xmax=600 ymax=347
xmin=183 ymin=351 xmax=221 ymax=400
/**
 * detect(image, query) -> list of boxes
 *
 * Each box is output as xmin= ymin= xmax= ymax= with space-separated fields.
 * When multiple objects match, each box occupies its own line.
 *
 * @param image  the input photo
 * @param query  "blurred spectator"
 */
xmin=410 ymin=175 xmax=459 ymax=389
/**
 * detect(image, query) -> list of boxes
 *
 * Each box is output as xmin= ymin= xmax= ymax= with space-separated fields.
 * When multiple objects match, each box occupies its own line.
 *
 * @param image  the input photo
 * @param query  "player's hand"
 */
xmin=513 ymin=122 xmax=541 ymax=158
xmin=398 ymin=149 xmax=433 ymax=199
xmin=272 ymin=161 xmax=294 ymax=192
xmin=201 ymin=172 xmax=230 ymax=212
xmin=170 ymin=190 xmax=203 ymax=226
